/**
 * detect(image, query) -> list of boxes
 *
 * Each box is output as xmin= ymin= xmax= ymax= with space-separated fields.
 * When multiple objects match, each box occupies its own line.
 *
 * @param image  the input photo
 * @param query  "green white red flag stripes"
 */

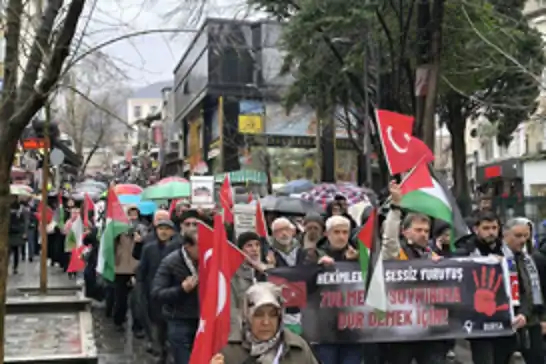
xmin=96 ymin=188 xmax=131 ymax=282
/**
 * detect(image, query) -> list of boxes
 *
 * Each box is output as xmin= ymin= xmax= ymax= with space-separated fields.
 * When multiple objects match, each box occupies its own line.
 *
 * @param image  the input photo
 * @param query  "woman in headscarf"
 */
xmin=211 ymin=282 xmax=319 ymax=364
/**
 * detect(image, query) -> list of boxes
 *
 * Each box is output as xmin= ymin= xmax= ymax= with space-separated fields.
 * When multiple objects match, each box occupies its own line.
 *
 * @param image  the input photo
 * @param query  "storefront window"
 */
xmin=244 ymin=147 xmax=357 ymax=183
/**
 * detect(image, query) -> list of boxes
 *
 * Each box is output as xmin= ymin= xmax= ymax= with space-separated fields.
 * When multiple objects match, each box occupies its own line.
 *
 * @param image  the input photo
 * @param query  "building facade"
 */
xmin=126 ymin=81 xmax=170 ymax=147
xmin=172 ymin=18 xmax=360 ymax=182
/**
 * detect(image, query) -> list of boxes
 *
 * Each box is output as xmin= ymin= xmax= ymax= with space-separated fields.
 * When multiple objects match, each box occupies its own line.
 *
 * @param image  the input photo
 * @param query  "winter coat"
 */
xmin=9 ymin=204 xmax=28 ymax=247
xmin=114 ymin=233 xmax=138 ymax=275
xmin=220 ymin=328 xmax=319 ymax=364
xmin=151 ymin=248 xmax=199 ymax=320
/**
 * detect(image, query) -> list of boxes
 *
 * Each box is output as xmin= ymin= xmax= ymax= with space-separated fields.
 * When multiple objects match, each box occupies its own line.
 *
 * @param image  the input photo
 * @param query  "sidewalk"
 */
xmin=5 ymin=260 xmax=97 ymax=364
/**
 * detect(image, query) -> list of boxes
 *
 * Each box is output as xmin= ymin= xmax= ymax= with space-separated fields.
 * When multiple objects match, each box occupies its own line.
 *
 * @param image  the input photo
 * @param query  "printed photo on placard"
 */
xmin=190 ymin=176 xmax=215 ymax=208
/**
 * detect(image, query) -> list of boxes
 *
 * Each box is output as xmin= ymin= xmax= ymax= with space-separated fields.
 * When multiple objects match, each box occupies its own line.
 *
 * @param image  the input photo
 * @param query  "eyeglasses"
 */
xmin=183 ymin=222 xmax=197 ymax=227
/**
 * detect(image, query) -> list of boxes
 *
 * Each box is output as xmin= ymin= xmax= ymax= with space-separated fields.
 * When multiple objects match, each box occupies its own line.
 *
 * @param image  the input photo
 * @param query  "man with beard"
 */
xmin=300 ymin=213 xmax=326 ymax=264
xmin=133 ymin=209 xmax=170 ymax=260
xmin=382 ymin=181 xmax=447 ymax=364
xmin=152 ymin=225 xmax=199 ymax=364
xmin=137 ymin=219 xmax=180 ymax=361
xmin=313 ymin=215 xmax=382 ymax=364
xmin=454 ymin=210 xmax=512 ymax=363
xmin=268 ymin=217 xmax=305 ymax=267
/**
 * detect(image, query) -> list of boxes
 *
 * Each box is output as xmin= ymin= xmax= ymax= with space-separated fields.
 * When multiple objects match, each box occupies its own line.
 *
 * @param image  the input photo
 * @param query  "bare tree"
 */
xmin=54 ymin=53 xmax=131 ymax=173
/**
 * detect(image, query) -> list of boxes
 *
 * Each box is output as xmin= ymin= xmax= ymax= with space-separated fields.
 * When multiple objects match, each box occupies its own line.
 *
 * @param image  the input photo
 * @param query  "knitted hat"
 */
xmin=237 ymin=231 xmax=261 ymax=249
xmin=179 ymin=209 xmax=200 ymax=223
xmin=303 ymin=213 xmax=324 ymax=228
xmin=155 ymin=219 xmax=175 ymax=230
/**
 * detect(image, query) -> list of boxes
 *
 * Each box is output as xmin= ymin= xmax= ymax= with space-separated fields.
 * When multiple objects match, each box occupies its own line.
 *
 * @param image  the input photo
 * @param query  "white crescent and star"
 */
xmin=202 ymin=248 xmax=228 ymax=316
xmin=386 ymin=126 xmax=410 ymax=154
xmin=204 ymin=248 xmax=213 ymax=267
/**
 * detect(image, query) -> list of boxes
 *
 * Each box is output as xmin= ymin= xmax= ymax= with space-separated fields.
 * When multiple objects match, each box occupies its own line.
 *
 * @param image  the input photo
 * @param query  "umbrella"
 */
xmin=141 ymin=181 xmax=191 ymax=200
xmin=117 ymin=194 xmax=157 ymax=215
xmin=78 ymin=179 xmax=107 ymax=190
xmin=256 ymin=195 xmax=324 ymax=215
xmin=114 ymin=184 xmax=143 ymax=195
xmin=10 ymin=185 xmax=32 ymax=197
xmin=158 ymin=176 xmax=188 ymax=184
xmin=11 ymin=184 xmax=32 ymax=194
xmin=276 ymin=179 xmax=314 ymax=195
xmin=301 ymin=183 xmax=371 ymax=207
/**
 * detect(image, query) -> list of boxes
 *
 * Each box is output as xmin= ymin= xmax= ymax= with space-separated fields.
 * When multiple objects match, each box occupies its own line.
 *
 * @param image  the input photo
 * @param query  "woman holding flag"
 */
xmin=210 ymin=282 xmax=319 ymax=364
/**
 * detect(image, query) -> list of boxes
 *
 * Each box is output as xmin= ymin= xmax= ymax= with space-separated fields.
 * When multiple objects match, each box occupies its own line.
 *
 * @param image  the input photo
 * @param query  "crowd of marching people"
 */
xmin=10 ymin=177 xmax=546 ymax=364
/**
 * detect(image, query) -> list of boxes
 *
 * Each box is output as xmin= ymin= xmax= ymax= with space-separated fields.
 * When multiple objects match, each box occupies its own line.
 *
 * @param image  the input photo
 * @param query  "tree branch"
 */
xmin=16 ymin=0 xmax=63 ymax=109
xmin=12 ymin=0 xmax=86 ymax=130
xmin=0 ymin=0 xmax=23 ymax=130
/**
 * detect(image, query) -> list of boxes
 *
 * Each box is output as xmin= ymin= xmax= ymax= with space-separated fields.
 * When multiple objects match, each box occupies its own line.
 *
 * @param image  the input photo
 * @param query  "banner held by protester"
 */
xmin=268 ymin=258 xmax=513 ymax=343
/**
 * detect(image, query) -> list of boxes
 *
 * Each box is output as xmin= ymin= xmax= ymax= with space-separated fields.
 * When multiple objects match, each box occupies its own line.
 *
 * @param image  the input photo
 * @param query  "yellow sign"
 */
xmin=238 ymin=115 xmax=263 ymax=134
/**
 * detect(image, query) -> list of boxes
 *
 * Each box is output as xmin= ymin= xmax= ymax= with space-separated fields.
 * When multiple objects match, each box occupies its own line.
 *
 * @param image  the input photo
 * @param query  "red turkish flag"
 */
xmin=83 ymin=193 xmax=95 ymax=228
xmin=247 ymin=192 xmax=254 ymax=203
xmin=197 ymin=222 xmax=214 ymax=305
xmin=190 ymin=215 xmax=244 ymax=364
xmin=255 ymin=200 xmax=268 ymax=239
xmin=268 ymin=275 xmax=307 ymax=308
xmin=35 ymin=201 xmax=53 ymax=223
xmin=219 ymin=175 xmax=234 ymax=224
xmin=376 ymin=110 xmax=433 ymax=174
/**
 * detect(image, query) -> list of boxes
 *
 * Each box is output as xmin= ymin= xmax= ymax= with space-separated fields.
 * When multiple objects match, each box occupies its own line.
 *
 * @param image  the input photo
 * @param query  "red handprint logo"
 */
xmin=473 ymin=266 xmax=510 ymax=317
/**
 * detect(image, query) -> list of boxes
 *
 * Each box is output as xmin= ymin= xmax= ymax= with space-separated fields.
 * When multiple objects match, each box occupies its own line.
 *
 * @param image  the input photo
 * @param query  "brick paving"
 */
xmin=5 ymin=312 xmax=82 ymax=358
xmin=91 ymin=307 xmax=156 ymax=364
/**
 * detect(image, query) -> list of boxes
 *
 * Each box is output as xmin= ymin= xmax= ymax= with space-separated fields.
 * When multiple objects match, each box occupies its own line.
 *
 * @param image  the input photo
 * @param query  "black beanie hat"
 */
xmin=179 ymin=209 xmax=200 ymax=223
xmin=303 ymin=213 xmax=324 ymax=228
xmin=237 ymin=231 xmax=261 ymax=249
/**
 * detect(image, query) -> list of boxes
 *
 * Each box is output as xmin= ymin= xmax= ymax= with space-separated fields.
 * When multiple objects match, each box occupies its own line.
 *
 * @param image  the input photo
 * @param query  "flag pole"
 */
xmin=379 ymin=154 xmax=428 ymax=209
xmin=39 ymin=103 xmax=52 ymax=294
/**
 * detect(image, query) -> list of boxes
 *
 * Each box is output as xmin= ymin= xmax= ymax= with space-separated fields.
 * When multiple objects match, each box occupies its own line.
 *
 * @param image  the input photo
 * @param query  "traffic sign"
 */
xmin=22 ymin=138 xmax=49 ymax=149
xmin=50 ymin=148 xmax=65 ymax=166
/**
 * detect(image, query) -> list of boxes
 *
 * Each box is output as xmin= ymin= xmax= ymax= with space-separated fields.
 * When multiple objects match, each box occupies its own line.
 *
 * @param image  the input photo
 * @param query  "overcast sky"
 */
xmin=88 ymin=0 xmax=254 ymax=88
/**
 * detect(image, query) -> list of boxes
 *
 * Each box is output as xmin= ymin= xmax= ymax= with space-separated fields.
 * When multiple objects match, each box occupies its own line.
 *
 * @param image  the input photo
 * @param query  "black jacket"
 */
xmin=453 ymin=234 xmax=503 ymax=257
xmin=532 ymin=242 xmax=546 ymax=309
xmin=151 ymin=248 xmax=199 ymax=320
xmin=137 ymin=235 xmax=183 ymax=296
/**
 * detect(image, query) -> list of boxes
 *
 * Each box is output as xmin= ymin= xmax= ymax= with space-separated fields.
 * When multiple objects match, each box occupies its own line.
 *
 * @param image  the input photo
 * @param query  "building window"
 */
xmin=150 ymin=106 xmax=158 ymax=115
xmin=134 ymin=105 xmax=141 ymax=118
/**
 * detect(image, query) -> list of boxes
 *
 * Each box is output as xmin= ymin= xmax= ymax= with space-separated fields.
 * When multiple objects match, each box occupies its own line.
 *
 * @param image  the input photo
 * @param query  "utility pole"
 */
xmin=39 ymin=103 xmax=51 ymax=294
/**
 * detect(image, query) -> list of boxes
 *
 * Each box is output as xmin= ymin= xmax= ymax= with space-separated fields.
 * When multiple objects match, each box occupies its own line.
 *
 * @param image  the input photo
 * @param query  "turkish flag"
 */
xmin=255 ymin=200 xmax=268 ymax=239
xmin=376 ymin=110 xmax=433 ymax=174
xmin=35 ymin=201 xmax=53 ymax=223
xmin=67 ymin=245 xmax=88 ymax=273
xmin=247 ymin=192 xmax=254 ymax=203
xmin=190 ymin=215 xmax=244 ymax=364
xmin=268 ymin=275 xmax=307 ymax=308
xmin=197 ymin=222 xmax=214 ymax=305
xmin=83 ymin=193 xmax=95 ymax=228
xmin=219 ymin=175 xmax=234 ymax=224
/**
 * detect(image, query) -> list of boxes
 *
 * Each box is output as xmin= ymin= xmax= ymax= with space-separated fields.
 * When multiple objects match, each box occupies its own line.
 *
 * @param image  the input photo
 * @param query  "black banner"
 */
xmin=267 ymin=257 xmax=514 ymax=343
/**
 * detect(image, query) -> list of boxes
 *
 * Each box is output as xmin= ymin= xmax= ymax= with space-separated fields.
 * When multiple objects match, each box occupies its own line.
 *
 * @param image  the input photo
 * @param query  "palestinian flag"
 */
xmin=53 ymin=193 xmax=65 ymax=230
xmin=67 ymin=216 xmax=86 ymax=273
xmin=96 ymin=188 xmax=131 ymax=282
xmin=357 ymin=208 xmax=377 ymax=283
xmin=356 ymin=209 xmax=388 ymax=313
xmin=400 ymin=164 xmax=470 ymax=249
